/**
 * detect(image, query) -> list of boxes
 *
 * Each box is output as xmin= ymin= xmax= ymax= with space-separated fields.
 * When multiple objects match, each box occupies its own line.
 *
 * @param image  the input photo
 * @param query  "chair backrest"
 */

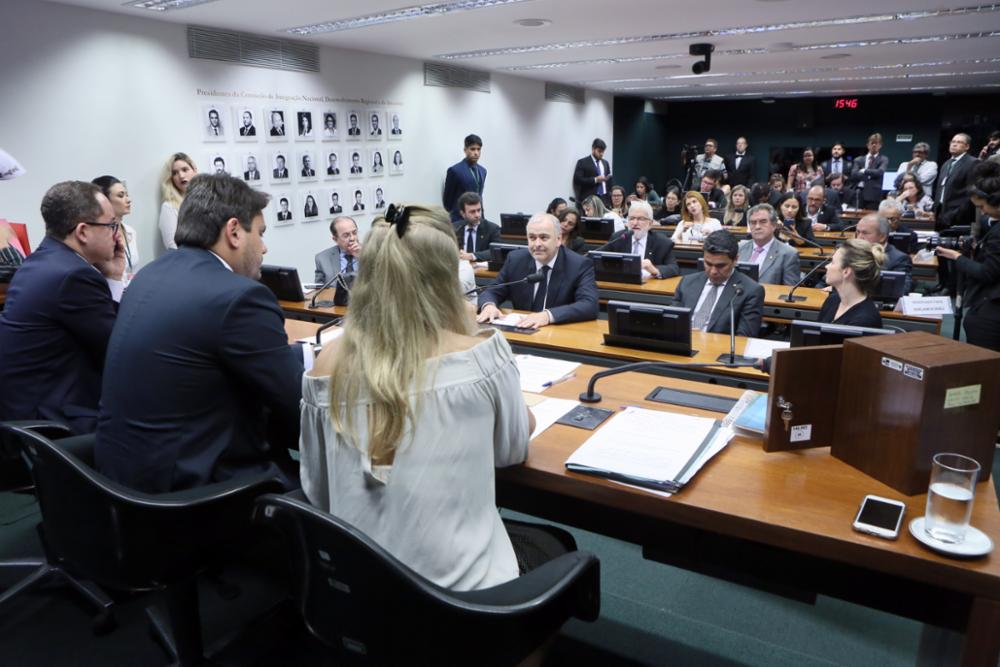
xmin=5 ymin=425 xmax=283 ymax=592
xmin=253 ymin=493 xmax=599 ymax=665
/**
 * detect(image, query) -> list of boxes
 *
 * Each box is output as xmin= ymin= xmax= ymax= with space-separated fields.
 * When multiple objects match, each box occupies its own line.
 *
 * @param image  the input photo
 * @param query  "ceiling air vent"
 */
xmin=424 ymin=63 xmax=491 ymax=92
xmin=545 ymin=82 xmax=585 ymax=104
xmin=187 ymin=25 xmax=319 ymax=73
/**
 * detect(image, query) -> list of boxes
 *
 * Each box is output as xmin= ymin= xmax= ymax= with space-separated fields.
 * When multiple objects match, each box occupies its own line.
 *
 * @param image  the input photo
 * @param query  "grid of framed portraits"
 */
xmin=200 ymin=103 xmax=403 ymax=228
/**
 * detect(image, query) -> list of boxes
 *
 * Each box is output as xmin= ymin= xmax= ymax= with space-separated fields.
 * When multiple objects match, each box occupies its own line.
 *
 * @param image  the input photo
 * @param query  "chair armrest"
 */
xmin=450 ymin=550 xmax=600 ymax=621
xmin=1 ymin=420 xmax=73 ymax=441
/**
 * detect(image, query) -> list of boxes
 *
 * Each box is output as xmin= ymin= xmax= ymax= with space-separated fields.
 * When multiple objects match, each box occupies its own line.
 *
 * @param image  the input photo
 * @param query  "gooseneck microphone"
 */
xmin=779 ymin=256 xmax=833 ymax=303
xmin=777 ymin=223 xmax=826 ymax=256
xmin=310 ymin=269 xmax=351 ymax=309
xmin=465 ymin=270 xmax=545 ymax=297
xmin=715 ymin=284 xmax=756 ymax=365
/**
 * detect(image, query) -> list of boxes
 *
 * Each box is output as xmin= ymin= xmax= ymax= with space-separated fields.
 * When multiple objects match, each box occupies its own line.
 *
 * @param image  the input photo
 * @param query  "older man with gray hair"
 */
xmin=595 ymin=199 xmax=679 ymax=278
xmin=737 ymin=203 xmax=801 ymax=285
xmin=477 ymin=212 xmax=598 ymax=328
xmin=855 ymin=212 xmax=913 ymax=293
xmin=893 ymin=141 xmax=938 ymax=197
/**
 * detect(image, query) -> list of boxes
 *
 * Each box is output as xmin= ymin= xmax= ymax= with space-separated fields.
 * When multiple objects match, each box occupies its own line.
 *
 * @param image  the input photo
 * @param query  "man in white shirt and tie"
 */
xmin=737 ymin=204 xmax=800 ymax=285
xmin=850 ymin=133 xmax=890 ymax=210
xmin=725 ymin=136 xmax=755 ymax=187
xmin=573 ymin=138 xmax=612 ymax=205
xmin=206 ymin=109 xmax=223 ymax=137
xmin=822 ymin=143 xmax=849 ymax=177
xmin=595 ymin=200 xmax=679 ymax=278
xmin=453 ymin=192 xmax=500 ymax=262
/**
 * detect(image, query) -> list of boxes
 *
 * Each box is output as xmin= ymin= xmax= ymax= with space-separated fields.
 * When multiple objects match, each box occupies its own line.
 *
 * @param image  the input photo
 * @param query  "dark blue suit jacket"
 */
xmin=442 ymin=159 xmax=486 ymax=222
xmin=883 ymin=243 xmax=914 ymax=294
xmin=95 ymin=247 xmax=303 ymax=492
xmin=0 ymin=236 xmax=118 ymax=433
xmin=478 ymin=246 xmax=598 ymax=323
xmin=453 ymin=219 xmax=502 ymax=261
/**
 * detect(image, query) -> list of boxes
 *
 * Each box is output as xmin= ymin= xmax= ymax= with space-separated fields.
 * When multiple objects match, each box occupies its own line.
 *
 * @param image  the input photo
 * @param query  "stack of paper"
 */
xmin=565 ymin=407 xmax=733 ymax=495
xmin=515 ymin=355 xmax=579 ymax=393
xmin=742 ymin=338 xmax=789 ymax=360
xmin=522 ymin=395 xmax=580 ymax=440
xmin=723 ymin=390 xmax=767 ymax=434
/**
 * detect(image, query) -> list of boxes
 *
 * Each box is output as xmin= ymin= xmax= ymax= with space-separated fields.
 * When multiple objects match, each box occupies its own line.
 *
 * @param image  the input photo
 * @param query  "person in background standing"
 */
xmin=442 ymin=134 xmax=487 ymax=222
xmin=158 ymin=152 xmax=197 ymax=250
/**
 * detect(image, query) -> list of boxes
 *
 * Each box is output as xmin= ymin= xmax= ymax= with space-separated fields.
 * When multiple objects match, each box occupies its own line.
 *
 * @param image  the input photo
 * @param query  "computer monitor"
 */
xmin=259 ymin=265 xmax=305 ymax=302
xmin=605 ymin=300 xmax=695 ymax=356
xmin=500 ymin=213 xmax=530 ymax=236
xmin=871 ymin=270 xmax=907 ymax=303
xmin=579 ymin=216 xmax=615 ymax=241
xmin=587 ymin=250 xmax=643 ymax=285
xmin=789 ymin=319 xmax=895 ymax=348
xmin=488 ymin=242 xmax=523 ymax=272
xmin=695 ymin=258 xmax=760 ymax=282
xmin=887 ymin=231 xmax=918 ymax=254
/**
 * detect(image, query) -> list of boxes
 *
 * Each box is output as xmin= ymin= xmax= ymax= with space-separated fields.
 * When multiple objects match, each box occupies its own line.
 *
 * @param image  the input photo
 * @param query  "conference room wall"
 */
xmin=613 ymin=93 xmax=1000 ymax=195
xmin=0 ymin=0 xmax=613 ymax=280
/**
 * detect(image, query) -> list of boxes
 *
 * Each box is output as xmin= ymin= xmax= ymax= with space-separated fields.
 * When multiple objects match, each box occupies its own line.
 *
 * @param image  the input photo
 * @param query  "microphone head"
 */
xmin=525 ymin=271 xmax=545 ymax=284
xmin=734 ymin=284 xmax=744 ymax=297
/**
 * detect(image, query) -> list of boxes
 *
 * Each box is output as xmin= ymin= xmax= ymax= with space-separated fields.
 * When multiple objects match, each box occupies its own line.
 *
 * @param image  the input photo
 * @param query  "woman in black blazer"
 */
xmin=775 ymin=192 xmax=816 ymax=244
xmin=558 ymin=207 xmax=587 ymax=254
xmin=818 ymin=238 xmax=885 ymax=329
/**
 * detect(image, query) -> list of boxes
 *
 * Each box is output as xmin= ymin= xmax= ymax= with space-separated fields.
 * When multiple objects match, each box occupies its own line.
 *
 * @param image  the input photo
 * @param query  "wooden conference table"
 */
xmin=284 ymin=319 xmax=1000 ymax=666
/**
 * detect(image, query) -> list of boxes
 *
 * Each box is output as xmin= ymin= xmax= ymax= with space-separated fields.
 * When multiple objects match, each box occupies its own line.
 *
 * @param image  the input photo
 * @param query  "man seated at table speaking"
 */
xmin=737 ymin=203 xmax=800 ymax=286
xmin=315 ymin=215 xmax=360 ymax=285
xmin=95 ymin=173 xmax=305 ymax=492
xmin=594 ymin=199 xmax=679 ymax=279
xmin=672 ymin=229 xmax=764 ymax=337
xmin=854 ymin=212 xmax=913 ymax=293
xmin=477 ymin=213 xmax=598 ymax=329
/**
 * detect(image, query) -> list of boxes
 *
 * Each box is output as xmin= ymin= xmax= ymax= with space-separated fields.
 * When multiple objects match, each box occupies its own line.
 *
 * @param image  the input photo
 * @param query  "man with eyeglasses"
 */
xmin=737 ymin=204 xmax=800 ymax=286
xmin=315 ymin=216 xmax=360 ymax=285
xmin=893 ymin=142 xmax=938 ymax=198
xmin=0 ymin=181 xmax=125 ymax=433
xmin=694 ymin=138 xmax=727 ymax=181
xmin=595 ymin=200 xmax=678 ymax=279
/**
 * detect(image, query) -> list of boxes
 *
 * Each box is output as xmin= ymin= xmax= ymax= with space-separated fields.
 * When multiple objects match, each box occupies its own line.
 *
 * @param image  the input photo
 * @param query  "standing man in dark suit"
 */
xmin=725 ymin=136 xmax=756 ymax=188
xmin=0 ymin=181 xmax=125 ymax=434
xmin=936 ymin=133 xmax=979 ymax=230
xmin=850 ymin=133 xmax=890 ymax=210
xmin=821 ymin=143 xmax=851 ymax=180
xmin=855 ymin=213 xmax=913 ymax=293
xmin=573 ymin=138 xmax=611 ymax=206
xmin=442 ymin=134 xmax=487 ymax=222
xmin=95 ymin=174 xmax=304 ymax=492
xmin=595 ymin=200 xmax=679 ymax=278
xmin=672 ymin=230 xmax=764 ymax=337
xmin=802 ymin=185 xmax=844 ymax=232
xmin=477 ymin=213 xmax=598 ymax=329
xmin=315 ymin=215 xmax=360 ymax=284
xmin=454 ymin=192 xmax=501 ymax=262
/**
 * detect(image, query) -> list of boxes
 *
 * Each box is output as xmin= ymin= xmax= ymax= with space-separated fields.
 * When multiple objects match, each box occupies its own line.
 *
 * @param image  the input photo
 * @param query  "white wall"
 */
xmin=1 ymin=0 xmax=613 ymax=279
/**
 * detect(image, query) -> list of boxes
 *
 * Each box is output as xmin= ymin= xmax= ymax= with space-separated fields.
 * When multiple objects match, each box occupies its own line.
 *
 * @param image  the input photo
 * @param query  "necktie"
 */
xmin=865 ymin=155 xmax=872 ymax=170
xmin=345 ymin=255 xmax=355 ymax=273
xmin=632 ymin=238 xmax=641 ymax=256
xmin=530 ymin=265 xmax=551 ymax=313
xmin=693 ymin=283 xmax=721 ymax=331
xmin=213 ymin=127 xmax=218 ymax=136
xmin=465 ymin=227 xmax=476 ymax=253
xmin=939 ymin=159 xmax=955 ymax=203
xmin=595 ymin=159 xmax=606 ymax=196
xmin=735 ymin=154 xmax=743 ymax=169
xmin=750 ymin=245 xmax=765 ymax=263
xmin=833 ymin=160 xmax=841 ymax=174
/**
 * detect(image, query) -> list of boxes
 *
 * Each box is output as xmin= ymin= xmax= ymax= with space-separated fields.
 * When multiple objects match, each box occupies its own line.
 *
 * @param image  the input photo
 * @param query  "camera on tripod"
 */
xmin=681 ymin=144 xmax=698 ymax=165
xmin=924 ymin=225 xmax=974 ymax=255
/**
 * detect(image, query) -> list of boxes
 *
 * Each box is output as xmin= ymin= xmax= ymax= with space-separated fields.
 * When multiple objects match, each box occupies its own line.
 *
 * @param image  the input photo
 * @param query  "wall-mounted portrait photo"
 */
xmin=324 ymin=150 xmax=341 ymax=179
xmin=345 ymin=110 xmax=362 ymax=140
xmin=203 ymin=105 xmax=226 ymax=142
xmin=388 ymin=111 xmax=403 ymax=140
xmin=275 ymin=195 xmax=294 ymax=224
xmin=327 ymin=188 xmax=343 ymax=215
xmin=366 ymin=110 xmax=384 ymax=141
xmin=371 ymin=184 xmax=387 ymax=212
xmin=296 ymin=110 xmax=315 ymax=141
xmin=241 ymin=153 xmax=263 ymax=183
xmin=298 ymin=150 xmax=318 ymax=182
xmin=348 ymin=150 xmax=364 ymax=178
xmin=234 ymin=107 xmax=257 ymax=141
xmin=370 ymin=148 xmax=385 ymax=175
xmin=321 ymin=110 xmax=338 ymax=141
xmin=207 ymin=152 xmax=230 ymax=175
xmin=266 ymin=108 xmax=288 ymax=141
xmin=301 ymin=191 xmax=321 ymax=222
xmin=351 ymin=186 xmax=367 ymax=214
xmin=270 ymin=151 xmax=291 ymax=183
xmin=389 ymin=149 xmax=404 ymax=176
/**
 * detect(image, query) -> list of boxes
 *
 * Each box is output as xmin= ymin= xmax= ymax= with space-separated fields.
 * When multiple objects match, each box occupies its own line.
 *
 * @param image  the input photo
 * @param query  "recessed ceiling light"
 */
xmin=514 ymin=18 xmax=550 ymax=27
xmin=287 ymin=0 xmax=534 ymax=35
xmin=123 ymin=0 xmax=220 ymax=10
xmin=821 ymin=53 xmax=852 ymax=59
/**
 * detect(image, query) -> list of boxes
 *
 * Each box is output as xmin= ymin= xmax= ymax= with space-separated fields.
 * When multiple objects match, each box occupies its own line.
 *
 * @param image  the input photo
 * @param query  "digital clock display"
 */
xmin=834 ymin=98 xmax=859 ymax=109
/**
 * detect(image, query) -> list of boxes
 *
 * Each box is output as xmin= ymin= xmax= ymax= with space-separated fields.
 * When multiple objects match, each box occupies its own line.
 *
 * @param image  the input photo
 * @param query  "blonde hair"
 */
xmin=723 ymin=185 xmax=749 ymax=225
xmin=681 ymin=191 xmax=709 ymax=222
xmin=159 ymin=152 xmax=197 ymax=210
xmin=581 ymin=195 xmax=607 ymax=217
xmin=328 ymin=204 xmax=474 ymax=463
xmin=838 ymin=238 xmax=886 ymax=295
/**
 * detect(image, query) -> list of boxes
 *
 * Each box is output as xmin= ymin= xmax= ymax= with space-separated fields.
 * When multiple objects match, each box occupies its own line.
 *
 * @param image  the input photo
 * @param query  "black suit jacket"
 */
xmin=479 ymin=247 xmax=598 ymax=324
xmin=671 ymin=269 xmax=764 ymax=337
xmin=956 ymin=219 xmax=1000 ymax=313
xmin=442 ymin=159 xmax=487 ymax=222
xmin=883 ymin=243 xmax=914 ymax=294
xmin=850 ymin=154 xmax=890 ymax=205
xmin=936 ymin=154 xmax=980 ymax=229
xmin=240 ymin=125 xmax=256 ymax=136
xmin=596 ymin=230 xmax=680 ymax=278
xmin=573 ymin=155 xmax=612 ymax=204
xmin=821 ymin=157 xmax=851 ymax=178
xmin=273 ymin=168 xmax=288 ymax=178
xmin=0 ymin=236 xmax=118 ymax=434
xmin=701 ymin=187 xmax=726 ymax=210
xmin=796 ymin=201 xmax=842 ymax=230
xmin=724 ymin=152 xmax=755 ymax=187
xmin=453 ymin=219 xmax=502 ymax=261
xmin=95 ymin=247 xmax=303 ymax=493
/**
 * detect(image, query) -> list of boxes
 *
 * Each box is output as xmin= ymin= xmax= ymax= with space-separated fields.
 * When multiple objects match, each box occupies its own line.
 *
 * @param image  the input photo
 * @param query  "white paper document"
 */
xmin=491 ymin=312 xmax=526 ymax=327
xmin=565 ymin=407 xmax=733 ymax=492
xmin=528 ymin=397 xmax=580 ymax=440
xmin=515 ymin=355 xmax=579 ymax=393
xmin=742 ymin=338 xmax=789 ymax=360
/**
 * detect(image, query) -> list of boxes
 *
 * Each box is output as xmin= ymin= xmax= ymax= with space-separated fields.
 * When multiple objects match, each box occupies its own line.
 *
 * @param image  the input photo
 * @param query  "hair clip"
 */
xmin=385 ymin=203 xmax=410 ymax=238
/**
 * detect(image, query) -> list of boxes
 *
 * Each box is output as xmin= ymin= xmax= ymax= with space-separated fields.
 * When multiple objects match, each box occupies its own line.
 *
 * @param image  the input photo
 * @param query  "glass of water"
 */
xmin=924 ymin=453 xmax=981 ymax=544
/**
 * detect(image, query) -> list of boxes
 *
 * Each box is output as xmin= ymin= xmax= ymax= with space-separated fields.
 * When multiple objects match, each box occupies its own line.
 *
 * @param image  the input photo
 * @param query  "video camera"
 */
xmin=924 ymin=225 xmax=975 ymax=255
xmin=681 ymin=144 xmax=699 ymax=165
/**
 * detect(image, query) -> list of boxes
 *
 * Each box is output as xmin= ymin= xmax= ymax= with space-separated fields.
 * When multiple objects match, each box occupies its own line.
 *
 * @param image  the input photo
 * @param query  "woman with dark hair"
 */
xmin=786 ymin=147 xmax=823 ymax=194
xmin=775 ymin=191 xmax=815 ymax=243
xmin=558 ymin=207 xmax=586 ymax=254
xmin=372 ymin=151 xmax=384 ymax=174
xmin=632 ymin=176 xmax=662 ymax=207
xmin=545 ymin=197 xmax=567 ymax=216
xmin=653 ymin=186 xmax=682 ymax=223
xmin=608 ymin=185 xmax=628 ymax=218
xmin=92 ymin=175 xmax=139 ymax=282
xmin=304 ymin=195 xmax=319 ymax=218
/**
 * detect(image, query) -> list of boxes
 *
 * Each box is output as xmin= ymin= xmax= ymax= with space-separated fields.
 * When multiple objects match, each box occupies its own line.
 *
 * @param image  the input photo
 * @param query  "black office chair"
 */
xmin=253 ymin=493 xmax=601 ymax=666
xmin=0 ymin=422 xmax=286 ymax=666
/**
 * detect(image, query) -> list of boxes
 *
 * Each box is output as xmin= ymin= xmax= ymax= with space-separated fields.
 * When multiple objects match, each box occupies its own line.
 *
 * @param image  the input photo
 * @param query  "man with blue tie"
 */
xmin=821 ymin=143 xmax=850 ymax=179
xmin=442 ymin=134 xmax=487 ymax=222
xmin=477 ymin=213 xmax=598 ymax=329
xmin=315 ymin=215 xmax=360 ymax=284
xmin=573 ymin=138 xmax=612 ymax=206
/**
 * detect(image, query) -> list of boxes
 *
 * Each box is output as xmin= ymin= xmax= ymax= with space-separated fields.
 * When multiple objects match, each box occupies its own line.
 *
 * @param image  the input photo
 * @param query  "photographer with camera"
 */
xmin=935 ymin=161 xmax=1000 ymax=351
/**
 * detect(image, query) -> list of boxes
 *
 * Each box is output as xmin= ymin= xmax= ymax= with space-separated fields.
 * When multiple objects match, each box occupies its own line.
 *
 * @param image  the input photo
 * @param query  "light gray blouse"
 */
xmin=299 ymin=329 xmax=529 ymax=591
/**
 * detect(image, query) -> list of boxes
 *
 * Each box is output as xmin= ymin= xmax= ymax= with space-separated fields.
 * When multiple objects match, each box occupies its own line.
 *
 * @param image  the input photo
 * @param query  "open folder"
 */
xmin=565 ymin=407 xmax=733 ymax=494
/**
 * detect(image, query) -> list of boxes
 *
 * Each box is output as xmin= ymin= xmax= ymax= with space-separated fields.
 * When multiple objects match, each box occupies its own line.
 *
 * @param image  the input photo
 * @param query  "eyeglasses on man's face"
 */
xmin=83 ymin=221 xmax=120 ymax=234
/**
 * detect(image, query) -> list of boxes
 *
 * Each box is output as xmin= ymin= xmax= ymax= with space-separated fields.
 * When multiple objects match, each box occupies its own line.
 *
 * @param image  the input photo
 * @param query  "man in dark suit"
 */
xmin=454 ymin=192 xmax=501 ymax=262
xmin=936 ymin=133 xmax=980 ymax=230
xmin=477 ymin=213 xmax=598 ymax=329
xmin=95 ymin=174 xmax=304 ymax=492
xmin=301 ymin=154 xmax=315 ymax=177
xmin=347 ymin=113 xmax=361 ymax=136
xmin=672 ymin=230 xmax=764 ymax=337
xmin=0 ymin=181 xmax=125 ymax=434
xmin=353 ymin=190 xmax=365 ymax=211
xmin=573 ymin=138 xmax=611 ymax=206
xmin=277 ymin=197 xmax=292 ymax=221
xmin=315 ymin=216 xmax=360 ymax=284
xmin=724 ymin=136 xmax=755 ymax=188
xmin=243 ymin=155 xmax=261 ymax=182
xmin=329 ymin=192 xmax=342 ymax=214
xmin=350 ymin=152 xmax=363 ymax=175
xmin=269 ymin=110 xmax=285 ymax=136
xmin=698 ymin=170 xmax=727 ymax=210
xmin=272 ymin=155 xmax=288 ymax=179
xmin=821 ymin=143 xmax=851 ymax=179
xmin=802 ymin=185 xmax=844 ymax=231
xmin=850 ymin=133 xmax=890 ymax=210
xmin=443 ymin=134 xmax=487 ymax=222
xmin=855 ymin=213 xmax=913 ymax=293
xmin=595 ymin=200 xmax=679 ymax=278
xmin=327 ymin=153 xmax=340 ymax=176
xmin=239 ymin=111 xmax=256 ymax=136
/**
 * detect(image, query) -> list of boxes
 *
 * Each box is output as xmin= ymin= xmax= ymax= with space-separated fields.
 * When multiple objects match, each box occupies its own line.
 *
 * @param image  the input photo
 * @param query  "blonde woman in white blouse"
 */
xmin=157 ymin=152 xmax=197 ymax=250
xmin=672 ymin=191 xmax=721 ymax=244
